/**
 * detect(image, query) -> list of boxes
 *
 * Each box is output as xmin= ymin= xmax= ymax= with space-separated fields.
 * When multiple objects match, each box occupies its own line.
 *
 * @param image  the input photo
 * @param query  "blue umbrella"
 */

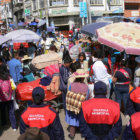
xmin=136 ymin=18 xmax=140 ymax=23
xmin=47 ymin=27 xmax=55 ymax=32
xmin=81 ymin=22 xmax=110 ymax=36
xmin=18 ymin=22 xmax=26 ymax=26
xmin=29 ymin=22 xmax=38 ymax=26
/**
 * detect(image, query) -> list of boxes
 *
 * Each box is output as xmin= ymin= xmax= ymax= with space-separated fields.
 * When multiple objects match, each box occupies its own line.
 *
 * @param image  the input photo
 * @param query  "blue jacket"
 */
xmin=7 ymin=58 xmax=23 ymax=83
xmin=20 ymin=104 xmax=64 ymax=140
xmin=79 ymin=95 xmax=122 ymax=140
xmin=123 ymin=112 xmax=140 ymax=140
xmin=122 ymin=121 xmax=134 ymax=140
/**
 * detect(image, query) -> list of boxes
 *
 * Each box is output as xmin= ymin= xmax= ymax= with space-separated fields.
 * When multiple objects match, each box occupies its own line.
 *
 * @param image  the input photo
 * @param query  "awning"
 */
xmin=125 ymin=1 xmax=140 ymax=3
xmin=54 ymin=24 xmax=69 ymax=26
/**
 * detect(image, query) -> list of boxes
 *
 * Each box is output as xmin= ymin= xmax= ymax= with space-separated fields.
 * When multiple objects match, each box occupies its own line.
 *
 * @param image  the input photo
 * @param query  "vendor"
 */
xmin=21 ymin=55 xmax=35 ymax=82
xmin=113 ymin=59 xmax=132 ymax=115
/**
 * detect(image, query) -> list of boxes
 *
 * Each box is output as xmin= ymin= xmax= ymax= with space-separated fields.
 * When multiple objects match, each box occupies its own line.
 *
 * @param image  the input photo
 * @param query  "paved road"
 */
xmin=0 ymin=109 xmax=128 ymax=140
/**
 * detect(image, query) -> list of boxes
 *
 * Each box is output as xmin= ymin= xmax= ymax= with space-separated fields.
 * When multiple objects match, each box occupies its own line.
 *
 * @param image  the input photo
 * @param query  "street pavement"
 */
xmin=0 ymin=109 xmax=128 ymax=140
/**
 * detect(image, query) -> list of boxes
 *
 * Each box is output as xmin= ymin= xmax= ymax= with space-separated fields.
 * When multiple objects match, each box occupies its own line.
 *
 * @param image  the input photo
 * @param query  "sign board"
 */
xmin=52 ymin=9 xmax=67 ymax=15
xmin=25 ymin=9 xmax=30 ymax=16
xmin=52 ymin=1 xmax=64 ymax=6
xmin=79 ymin=2 xmax=87 ymax=18
xmin=131 ymin=11 xmax=139 ymax=17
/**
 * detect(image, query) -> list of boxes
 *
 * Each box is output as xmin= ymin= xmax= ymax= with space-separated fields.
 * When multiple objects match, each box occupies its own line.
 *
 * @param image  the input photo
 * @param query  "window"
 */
xmin=39 ymin=0 xmax=45 ymax=8
xmin=49 ymin=0 xmax=68 ymax=6
xmin=125 ymin=4 xmax=139 ymax=10
xmin=110 ymin=0 xmax=120 ymax=5
xmin=90 ymin=0 xmax=103 ymax=5
xmin=32 ymin=0 xmax=37 ymax=10
xmin=74 ymin=0 xmax=83 ymax=5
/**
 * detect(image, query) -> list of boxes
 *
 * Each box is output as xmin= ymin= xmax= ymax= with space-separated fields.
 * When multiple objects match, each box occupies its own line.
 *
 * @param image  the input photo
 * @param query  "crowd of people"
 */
xmin=0 ymin=27 xmax=140 ymax=140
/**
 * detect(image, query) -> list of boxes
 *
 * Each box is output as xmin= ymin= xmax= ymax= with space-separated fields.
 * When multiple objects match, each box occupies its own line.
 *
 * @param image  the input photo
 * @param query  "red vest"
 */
xmin=130 ymin=87 xmax=140 ymax=104
xmin=82 ymin=98 xmax=120 ymax=125
xmin=21 ymin=106 xmax=56 ymax=128
xmin=131 ymin=112 xmax=140 ymax=140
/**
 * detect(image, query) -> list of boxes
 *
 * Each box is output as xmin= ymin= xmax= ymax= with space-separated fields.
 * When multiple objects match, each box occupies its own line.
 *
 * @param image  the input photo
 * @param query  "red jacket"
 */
xmin=20 ymin=104 xmax=64 ymax=140
xmin=79 ymin=95 xmax=122 ymax=140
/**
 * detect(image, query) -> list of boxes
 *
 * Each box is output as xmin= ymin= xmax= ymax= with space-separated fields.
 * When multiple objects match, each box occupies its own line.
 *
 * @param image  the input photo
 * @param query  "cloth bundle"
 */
xmin=47 ymin=76 xmax=61 ymax=95
xmin=66 ymin=91 xmax=86 ymax=114
xmin=43 ymin=64 xmax=60 ymax=77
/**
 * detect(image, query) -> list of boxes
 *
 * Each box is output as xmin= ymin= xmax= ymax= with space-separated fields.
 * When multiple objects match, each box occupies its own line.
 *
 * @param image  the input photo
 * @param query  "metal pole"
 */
xmin=5 ymin=3 xmax=8 ymax=30
xmin=86 ymin=0 xmax=91 ymax=24
xmin=44 ymin=0 xmax=49 ymax=27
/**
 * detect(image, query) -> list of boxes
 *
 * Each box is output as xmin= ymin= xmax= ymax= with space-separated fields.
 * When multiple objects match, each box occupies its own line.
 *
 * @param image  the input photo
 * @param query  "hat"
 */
xmin=74 ymin=69 xmax=88 ymax=78
xmin=135 ymin=56 xmax=140 ymax=63
xmin=94 ymin=81 xmax=107 ymax=94
xmin=18 ymin=127 xmax=50 ymax=140
xmin=21 ymin=55 xmax=32 ymax=61
xmin=32 ymin=87 xmax=45 ymax=101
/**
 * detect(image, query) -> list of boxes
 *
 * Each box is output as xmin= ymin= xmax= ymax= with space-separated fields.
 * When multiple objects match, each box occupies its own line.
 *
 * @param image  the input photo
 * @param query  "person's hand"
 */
xmin=73 ymin=59 xmax=76 ymax=63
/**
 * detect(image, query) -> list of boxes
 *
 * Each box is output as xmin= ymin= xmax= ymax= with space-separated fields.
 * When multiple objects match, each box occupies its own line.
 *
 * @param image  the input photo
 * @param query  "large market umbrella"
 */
xmin=81 ymin=22 xmax=110 ymax=36
xmin=0 ymin=35 xmax=11 ymax=45
xmin=5 ymin=29 xmax=41 ymax=42
xmin=97 ymin=22 xmax=140 ymax=55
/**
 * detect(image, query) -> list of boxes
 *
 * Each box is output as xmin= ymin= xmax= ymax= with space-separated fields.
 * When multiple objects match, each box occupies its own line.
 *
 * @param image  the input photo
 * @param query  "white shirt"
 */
xmin=92 ymin=60 xmax=111 ymax=84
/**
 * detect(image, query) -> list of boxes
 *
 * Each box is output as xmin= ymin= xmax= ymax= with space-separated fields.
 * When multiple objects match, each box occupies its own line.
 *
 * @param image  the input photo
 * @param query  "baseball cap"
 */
xmin=32 ymin=87 xmax=45 ymax=101
xmin=94 ymin=81 xmax=107 ymax=94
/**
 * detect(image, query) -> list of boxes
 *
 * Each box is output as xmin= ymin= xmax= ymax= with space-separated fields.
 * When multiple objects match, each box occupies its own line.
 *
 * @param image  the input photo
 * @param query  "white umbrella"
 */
xmin=37 ymin=19 xmax=46 ymax=27
xmin=0 ymin=35 xmax=10 ymax=45
xmin=5 ymin=29 xmax=41 ymax=42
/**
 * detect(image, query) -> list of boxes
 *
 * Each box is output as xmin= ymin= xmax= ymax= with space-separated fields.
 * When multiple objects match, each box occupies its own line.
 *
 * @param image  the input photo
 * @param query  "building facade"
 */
xmin=124 ymin=0 xmax=140 ymax=17
xmin=0 ymin=0 xmax=13 ymax=24
xmin=30 ymin=0 xmax=124 ymax=30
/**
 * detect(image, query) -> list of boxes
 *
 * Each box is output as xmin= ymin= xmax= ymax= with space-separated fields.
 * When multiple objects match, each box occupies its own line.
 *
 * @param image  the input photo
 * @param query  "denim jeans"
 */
xmin=62 ymin=91 xmax=66 ymax=112
xmin=114 ymin=86 xmax=129 ymax=114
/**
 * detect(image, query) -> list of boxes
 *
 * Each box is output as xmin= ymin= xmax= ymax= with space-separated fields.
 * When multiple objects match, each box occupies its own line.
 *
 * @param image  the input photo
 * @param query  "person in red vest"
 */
xmin=79 ymin=81 xmax=122 ymax=140
xmin=20 ymin=87 xmax=64 ymax=140
xmin=112 ymin=59 xmax=132 ymax=115
xmin=126 ymin=87 xmax=140 ymax=116
xmin=123 ymin=112 xmax=140 ymax=140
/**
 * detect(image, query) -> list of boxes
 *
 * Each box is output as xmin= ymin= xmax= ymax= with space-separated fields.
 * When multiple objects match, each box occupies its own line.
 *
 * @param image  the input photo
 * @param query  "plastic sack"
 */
xmin=16 ymin=78 xmax=57 ymax=101
xmin=10 ymin=79 xmax=16 ymax=91
xmin=69 ymin=43 xmax=82 ymax=59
